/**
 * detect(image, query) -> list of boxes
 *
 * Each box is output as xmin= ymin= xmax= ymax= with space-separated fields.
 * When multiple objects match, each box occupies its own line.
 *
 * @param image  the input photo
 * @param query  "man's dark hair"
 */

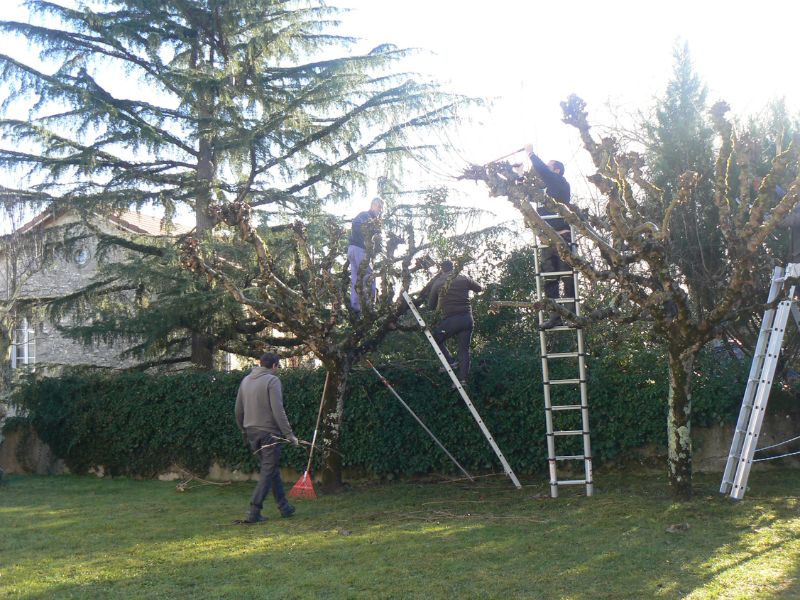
xmin=551 ymin=160 xmax=565 ymax=176
xmin=440 ymin=259 xmax=453 ymax=272
xmin=259 ymin=352 xmax=281 ymax=368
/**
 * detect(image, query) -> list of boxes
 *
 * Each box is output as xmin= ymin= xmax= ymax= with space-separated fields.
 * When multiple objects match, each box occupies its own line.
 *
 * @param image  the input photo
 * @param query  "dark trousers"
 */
xmin=541 ymin=233 xmax=575 ymax=301
xmin=432 ymin=312 xmax=474 ymax=380
xmin=247 ymin=429 xmax=289 ymax=514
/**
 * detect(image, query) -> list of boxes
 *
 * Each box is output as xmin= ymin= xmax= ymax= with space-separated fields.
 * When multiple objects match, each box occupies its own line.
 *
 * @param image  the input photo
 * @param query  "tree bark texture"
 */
xmin=319 ymin=360 xmax=352 ymax=490
xmin=190 ymin=130 xmax=216 ymax=370
xmin=666 ymin=344 xmax=695 ymax=500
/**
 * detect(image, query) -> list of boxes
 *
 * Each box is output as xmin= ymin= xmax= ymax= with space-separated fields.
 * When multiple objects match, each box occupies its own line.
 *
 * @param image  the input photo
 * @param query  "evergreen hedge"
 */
xmin=8 ymin=345 xmax=752 ymax=479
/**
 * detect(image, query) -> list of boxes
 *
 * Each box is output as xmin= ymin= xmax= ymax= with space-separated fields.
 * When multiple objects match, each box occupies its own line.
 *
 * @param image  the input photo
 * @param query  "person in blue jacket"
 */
xmin=347 ymin=197 xmax=383 ymax=314
xmin=524 ymin=143 xmax=578 ymax=329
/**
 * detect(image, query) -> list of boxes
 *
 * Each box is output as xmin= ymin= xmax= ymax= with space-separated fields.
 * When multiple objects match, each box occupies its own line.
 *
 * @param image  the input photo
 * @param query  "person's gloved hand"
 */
xmin=288 ymin=434 xmax=300 ymax=447
xmin=241 ymin=430 xmax=249 ymax=448
xmin=523 ymin=143 xmax=533 ymax=155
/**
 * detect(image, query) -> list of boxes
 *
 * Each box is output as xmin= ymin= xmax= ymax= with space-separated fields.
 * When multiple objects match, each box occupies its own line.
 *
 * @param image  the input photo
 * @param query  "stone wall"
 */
xmin=0 ymin=428 xmax=66 ymax=475
xmin=3 ymin=411 xmax=799 ymax=480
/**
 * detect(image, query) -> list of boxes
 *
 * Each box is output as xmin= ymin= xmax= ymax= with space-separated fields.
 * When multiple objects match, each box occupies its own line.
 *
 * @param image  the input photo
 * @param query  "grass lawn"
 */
xmin=2 ymin=469 xmax=800 ymax=599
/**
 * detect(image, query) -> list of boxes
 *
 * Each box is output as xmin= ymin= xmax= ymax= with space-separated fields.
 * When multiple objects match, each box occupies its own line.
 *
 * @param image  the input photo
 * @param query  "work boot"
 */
xmin=244 ymin=513 xmax=267 ymax=524
xmin=244 ymin=504 xmax=267 ymax=524
xmin=280 ymin=503 xmax=296 ymax=518
xmin=539 ymin=312 xmax=562 ymax=330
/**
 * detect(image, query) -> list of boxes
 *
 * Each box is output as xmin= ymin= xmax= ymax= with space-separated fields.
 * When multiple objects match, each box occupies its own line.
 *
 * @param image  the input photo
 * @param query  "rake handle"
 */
xmin=304 ymin=372 xmax=330 ymax=474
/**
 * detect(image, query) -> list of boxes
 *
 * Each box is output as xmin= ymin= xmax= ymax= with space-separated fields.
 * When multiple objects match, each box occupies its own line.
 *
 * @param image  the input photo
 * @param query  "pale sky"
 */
xmin=2 ymin=0 xmax=798 ymax=233
xmin=339 ymin=0 xmax=799 ymax=177
xmin=339 ymin=0 xmax=800 ymax=229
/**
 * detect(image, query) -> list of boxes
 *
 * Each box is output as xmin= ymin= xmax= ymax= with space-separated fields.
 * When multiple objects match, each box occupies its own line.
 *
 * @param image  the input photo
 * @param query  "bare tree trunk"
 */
xmin=0 ymin=324 xmax=11 ymax=399
xmin=666 ymin=343 xmax=695 ymax=500
xmin=319 ymin=359 xmax=353 ymax=491
xmin=191 ymin=131 xmax=215 ymax=370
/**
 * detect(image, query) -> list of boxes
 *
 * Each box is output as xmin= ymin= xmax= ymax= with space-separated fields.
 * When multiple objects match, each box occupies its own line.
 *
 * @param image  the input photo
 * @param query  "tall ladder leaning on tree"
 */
xmin=493 ymin=215 xmax=593 ymax=498
xmin=534 ymin=217 xmax=593 ymax=498
xmin=401 ymin=290 xmax=522 ymax=489
xmin=720 ymin=263 xmax=800 ymax=500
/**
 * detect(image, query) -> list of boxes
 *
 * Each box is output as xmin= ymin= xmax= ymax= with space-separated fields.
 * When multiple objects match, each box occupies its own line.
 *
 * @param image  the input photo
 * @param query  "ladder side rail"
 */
xmin=720 ymin=266 xmax=785 ymax=493
xmin=540 ymin=338 xmax=559 ymax=498
xmin=576 ymin=327 xmax=594 ymax=496
xmin=730 ymin=293 xmax=794 ymax=499
xmin=570 ymin=224 xmax=580 ymax=310
xmin=401 ymin=291 xmax=522 ymax=489
xmin=533 ymin=232 xmax=546 ymax=326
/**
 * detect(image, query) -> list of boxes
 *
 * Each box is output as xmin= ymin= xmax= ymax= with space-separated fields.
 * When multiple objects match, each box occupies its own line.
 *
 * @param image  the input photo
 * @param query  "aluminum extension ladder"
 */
xmin=720 ymin=263 xmax=800 ymax=500
xmin=534 ymin=219 xmax=593 ymax=498
xmin=401 ymin=290 xmax=522 ymax=489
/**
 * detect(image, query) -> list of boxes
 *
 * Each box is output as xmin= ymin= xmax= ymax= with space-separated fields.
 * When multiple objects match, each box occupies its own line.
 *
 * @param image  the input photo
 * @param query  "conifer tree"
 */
xmin=642 ymin=43 xmax=721 ymax=312
xmin=0 ymin=1 xmax=470 ymax=486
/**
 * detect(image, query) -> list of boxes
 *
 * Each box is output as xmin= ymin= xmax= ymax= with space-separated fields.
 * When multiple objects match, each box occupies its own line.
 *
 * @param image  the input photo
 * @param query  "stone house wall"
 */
xmin=1 ymin=211 xmax=185 ymax=372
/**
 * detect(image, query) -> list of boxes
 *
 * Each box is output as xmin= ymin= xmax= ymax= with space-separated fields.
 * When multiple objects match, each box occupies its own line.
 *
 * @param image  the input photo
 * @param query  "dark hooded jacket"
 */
xmin=528 ymin=150 xmax=572 ymax=234
xmin=418 ymin=271 xmax=482 ymax=318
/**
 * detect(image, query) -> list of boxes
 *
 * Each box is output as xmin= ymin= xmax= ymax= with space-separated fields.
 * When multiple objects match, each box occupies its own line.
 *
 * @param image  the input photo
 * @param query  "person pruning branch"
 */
xmin=524 ymin=143 xmax=579 ymax=329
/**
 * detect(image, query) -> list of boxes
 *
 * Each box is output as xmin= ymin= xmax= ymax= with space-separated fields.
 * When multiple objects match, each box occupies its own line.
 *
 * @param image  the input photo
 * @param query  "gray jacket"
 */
xmin=235 ymin=367 xmax=294 ymax=438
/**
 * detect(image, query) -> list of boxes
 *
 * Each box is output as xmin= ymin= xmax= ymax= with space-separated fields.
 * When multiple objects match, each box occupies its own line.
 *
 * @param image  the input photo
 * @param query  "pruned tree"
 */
xmin=464 ymin=95 xmax=800 ymax=500
xmin=0 ymin=0 xmax=467 ymax=368
xmin=180 ymin=190 xmax=500 ymax=489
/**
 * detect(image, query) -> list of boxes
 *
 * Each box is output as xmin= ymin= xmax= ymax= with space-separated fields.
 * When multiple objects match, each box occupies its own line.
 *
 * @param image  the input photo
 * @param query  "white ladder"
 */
xmin=534 ymin=221 xmax=593 ymax=498
xmin=401 ymin=290 xmax=522 ymax=489
xmin=720 ymin=263 xmax=800 ymax=500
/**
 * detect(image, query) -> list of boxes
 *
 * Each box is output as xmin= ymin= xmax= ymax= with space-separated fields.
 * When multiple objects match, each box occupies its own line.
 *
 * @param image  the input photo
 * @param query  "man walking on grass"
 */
xmin=235 ymin=352 xmax=299 ymax=524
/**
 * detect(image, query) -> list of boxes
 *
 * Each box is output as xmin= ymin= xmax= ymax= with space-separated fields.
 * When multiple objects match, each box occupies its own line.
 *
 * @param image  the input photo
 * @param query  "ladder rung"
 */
xmin=539 ymin=270 xmax=574 ymax=277
xmin=544 ymin=352 xmax=580 ymax=359
xmin=555 ymin=479 xmax=588 ymax=486
xmin=541 ymin=325 xmax=578 ymax=332
xmin=546 ymin=378 xmax=582 ymax=385
xmin=550 ymin=404 xmax=583 ymax=411
xmin=552 ymin=429 xmax=585 ymax=436
xmin=555 ymin=455 xmax=585 ymax=461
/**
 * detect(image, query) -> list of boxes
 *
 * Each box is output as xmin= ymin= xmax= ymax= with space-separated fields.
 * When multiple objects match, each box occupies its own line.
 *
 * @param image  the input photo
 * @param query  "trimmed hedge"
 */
xmin=8 ymin=344 xmax=752 ymax=478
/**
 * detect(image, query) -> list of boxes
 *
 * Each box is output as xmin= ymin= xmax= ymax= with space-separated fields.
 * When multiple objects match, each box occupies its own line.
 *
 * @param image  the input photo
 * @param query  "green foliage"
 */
xmin=0 ymin=1 xmax=470 ymax=371
xmin=10 ymin=337 xmax=751 ymax=478
xmin=643 ymin=42 xmax=722 ymax=309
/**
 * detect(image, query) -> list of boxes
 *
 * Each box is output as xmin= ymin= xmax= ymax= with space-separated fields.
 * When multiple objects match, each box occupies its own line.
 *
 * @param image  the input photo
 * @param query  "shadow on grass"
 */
xmin=2 ymin=471 xmax=800 ymax=599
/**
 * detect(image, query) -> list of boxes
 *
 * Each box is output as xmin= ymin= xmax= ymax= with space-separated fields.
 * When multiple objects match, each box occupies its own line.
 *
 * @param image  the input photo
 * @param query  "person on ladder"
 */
xmin=523 ymin=143 xmax=580 ymax=329
xmin=415 ymin=259 xmax=482 ymax=386
xmin=347 ymin=197 xmax=383 ymax=316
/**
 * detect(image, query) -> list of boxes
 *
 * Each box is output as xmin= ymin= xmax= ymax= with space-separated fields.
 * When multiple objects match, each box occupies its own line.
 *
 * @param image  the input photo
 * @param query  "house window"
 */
xmin=11 ymin=317 xmax=36 ymax=371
